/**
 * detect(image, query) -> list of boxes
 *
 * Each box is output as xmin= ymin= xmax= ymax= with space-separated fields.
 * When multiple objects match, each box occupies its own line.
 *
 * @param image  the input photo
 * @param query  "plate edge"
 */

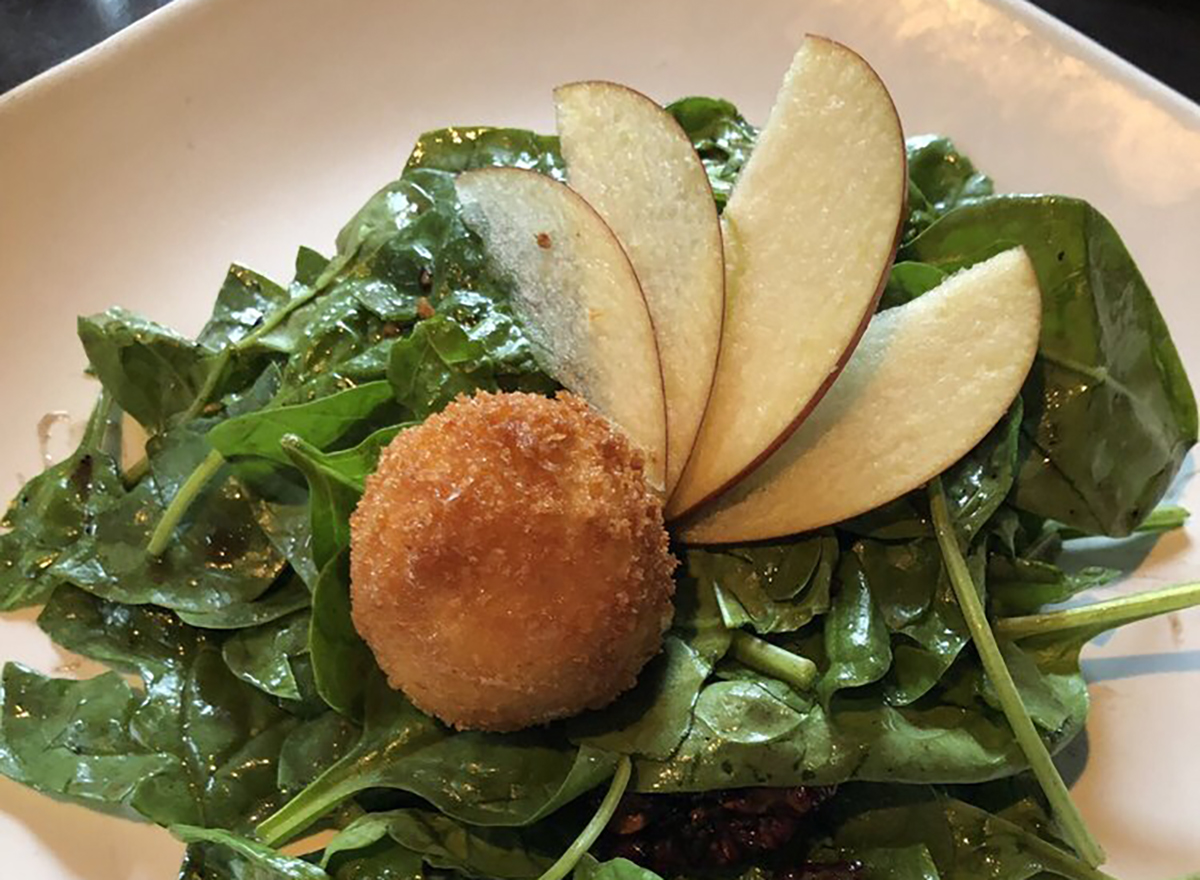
xmin=3 ymin=0 xmax=1198 ymax=130
xmin=0 ymin=0 xmax=215 ymax=114
xmin=987 ymin=0 xmax=1200 ymax=125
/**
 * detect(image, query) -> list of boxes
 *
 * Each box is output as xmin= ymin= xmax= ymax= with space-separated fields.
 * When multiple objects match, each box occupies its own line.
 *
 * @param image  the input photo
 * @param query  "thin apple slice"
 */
xmin=680 ymin=248 xmax=1042 ymax=544
xmin=667 ymin=36 xmax=907 ymax=519
xmin=555 ymin=81 xmax=725 ymax=497
xmin=456 ymin=167 xmax=668 ymax=489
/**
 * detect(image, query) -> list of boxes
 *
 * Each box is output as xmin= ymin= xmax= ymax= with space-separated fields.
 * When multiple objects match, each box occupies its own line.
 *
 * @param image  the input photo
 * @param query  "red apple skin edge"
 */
xmin=667 ymin=34 xmax=909 ymax=525
xmin=556 ymin=79 xmax=728 ymax=498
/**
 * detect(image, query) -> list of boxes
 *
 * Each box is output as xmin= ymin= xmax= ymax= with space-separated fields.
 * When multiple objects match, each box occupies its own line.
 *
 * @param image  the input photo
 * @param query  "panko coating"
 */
xmin=349 ymin=390 xmax=677 ymax=732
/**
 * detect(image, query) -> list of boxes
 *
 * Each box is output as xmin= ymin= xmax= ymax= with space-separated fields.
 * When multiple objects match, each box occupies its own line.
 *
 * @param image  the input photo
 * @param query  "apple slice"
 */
xmin=555 ymin=81 xmax=725 ymax=497
xmin=456 ymin=167 xmax=668 ymax=489
xmin=666 ymin=36 xmax=907 ymax=519
xmin=679 ymin=248 xmax=1042 ymax=544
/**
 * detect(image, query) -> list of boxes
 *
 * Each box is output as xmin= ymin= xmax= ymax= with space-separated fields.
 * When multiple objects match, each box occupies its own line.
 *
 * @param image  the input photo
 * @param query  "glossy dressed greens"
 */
xmin=1 ymin=97 xmax=1197 ymax=880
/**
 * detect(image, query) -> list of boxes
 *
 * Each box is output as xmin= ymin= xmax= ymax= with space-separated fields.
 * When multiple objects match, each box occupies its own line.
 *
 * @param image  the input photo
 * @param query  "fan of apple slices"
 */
xmin=457 ymin=36 xmax=1043 ymax=544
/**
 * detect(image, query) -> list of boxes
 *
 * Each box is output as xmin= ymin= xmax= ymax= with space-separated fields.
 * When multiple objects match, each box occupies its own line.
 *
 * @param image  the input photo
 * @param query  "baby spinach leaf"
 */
xmin=198 ymin=264 xmax=293 ymax=353
xmin=6 ymin=588 xmax=296 ymax=829
xmin=306 ymin=425 xmax=410 ymax=491
xmin=822 ymin=785 xmax=1114 ymax=880
xmin=988 ymin=585 xmax=1200 ymax=751
xmin=319 ymin=815 xmax=441 ymax=880
xmin=295 ymin=247 xmax=332 ymax=288
xmin=840 ymin=494 xmax=931 ymax=541
xmin=0 ymin=663 xmax=177 ymax=813
xmin=852 ymin=540 xmax=979 ymax=707
xmin=223 ymin=360 xmax=287 ymax=420
xmin=223 ymin=610 xmax=313 ymax=701
xmin=265 ymin=281 xmax=414 ymax=407
xmin=839 ymin=843 xmax=940 ymax=880
xmin=1052 ymin=503 xmax=1189 ymax=542
xmin=633 ymin=532 xmax=1124 ymax=794
xmin=573 ymin=856 xmax=662 ymax=880
xmin=78 ymin=307 xmax=216 ymax=431
xmin=818 ymin=552 xmax=892 ymax=704
xmin=323 ymin=840 xmax=424 ymax=880
xmin=436 ymin=289 xmax=556 ymax=396
xmin=50 ymin=423 xmax=285 ymax=614
xmin=279 ymin=711 xmax=361 ymax=796
xmin=666 ymin=97 xmax=756 ymax=211
xmin=241 ymin=215 xmax=424 ymax=402
xmin=907 ymin=195 xmax=1198 ymax=537
xmin=239 ymin=426 xmax=404 ymax=593
xmin=987 ymin=557 xmax=1118 ymax=617
xmin=694 ymin=677 xmax=809 ymax=745
xmin=274 ymin=303 xmax=399 ymax=404
xmin=178 ymin=572 xmax=312 ymax=630
xmin=288 ymin=657 xmax=336 ymax=721
xmin=172 ymin=825 xmax=328 ymax=880
xmin=405 ymin=127 xmax=564 ymax=178
xmin=341 ymin=278 xmax=421 ymax=324
xmin=259 ymin=676 xmax=617 ymax=845
xmin=389 ymin=316 xmax=501 ymax=417
xmin=982 ymin=642 xmax=1077 ymax=735
xmin=567 ymin=635 xmax=711 ymax=761
xmin=210 ymin=381 xmax=402 ymax=465
xmin=671 ymin=568 xmax=735 ymax=665
xmin=256 ymin=501 xmax=321 ymax=589
xmin=570 ymin=789 xmax=1110 ymax=880
xmin=633 ymin=651 xmax=1084 ymax=792
xmin=368 ymin=809 xmax=556 ymax=879
xmin=879 ymin=261 xmax=947 ymax=310
xmin=941 ymin=400 xmax=1023 ymax=542
xmin=320 ymin=812 xmax=401 ymax=866
xmin=311 ymin=161 xmax=552 ymax=412
xmin=902 ymin=135 xmax=994 ymax=241
xmin=248 ymin=431 xmax=405 ymax=614
xmin=309 ymin=551 xmax=377 ymax=719
xmin=283 ymin=438 xmax=362 ymax=572
xmin=688 ymin=536 xmax=836 ymax=635
xmin=0 ymin=393 xmax=123 ymax=611
xmin=567 ymin=573 xmax=736 ymax=764
xmin=367 ymin=724 xmax=616 ymax=827
xmin=324 ymin=170 xmax=458 ymax=299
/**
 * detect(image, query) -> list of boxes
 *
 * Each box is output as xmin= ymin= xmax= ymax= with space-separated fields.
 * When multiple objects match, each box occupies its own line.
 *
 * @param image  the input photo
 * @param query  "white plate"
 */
xmin=1 ymin=1 xmax=1198 ymax=877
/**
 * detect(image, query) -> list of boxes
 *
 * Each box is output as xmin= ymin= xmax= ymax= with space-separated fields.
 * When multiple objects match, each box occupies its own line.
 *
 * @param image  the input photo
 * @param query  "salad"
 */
xmin=2 ymin=35 xmax=1198 ymax=880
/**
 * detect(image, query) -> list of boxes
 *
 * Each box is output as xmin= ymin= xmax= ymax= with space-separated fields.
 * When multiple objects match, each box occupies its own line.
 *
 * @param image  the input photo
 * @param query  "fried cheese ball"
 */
xmin=349 ymin=391 xmax=676 ymax=732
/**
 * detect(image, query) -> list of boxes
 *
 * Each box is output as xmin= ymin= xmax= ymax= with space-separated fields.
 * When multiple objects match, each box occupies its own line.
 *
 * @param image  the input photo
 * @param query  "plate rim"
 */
xmin=1 ymin=1 xmax=1198 ymax=878
xmin=3 ymin=0 xmax=1198 ymax=127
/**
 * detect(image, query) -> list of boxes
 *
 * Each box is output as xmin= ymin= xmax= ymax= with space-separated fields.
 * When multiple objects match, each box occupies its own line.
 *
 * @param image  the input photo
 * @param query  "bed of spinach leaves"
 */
xmin=1 ymin=97 xmax=1196 ymax=880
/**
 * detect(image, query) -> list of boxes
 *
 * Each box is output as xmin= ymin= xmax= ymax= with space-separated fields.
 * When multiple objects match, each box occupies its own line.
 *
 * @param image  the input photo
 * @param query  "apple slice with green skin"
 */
xmin=679 ymin=248 xmax=1042 ymax=544
xmin=555 ymin=81 xmax=725 ymax=497
xmin=456 ymin=167 xmax=668 ymax=489
xmin=666 ymin=36 xmax=907 ymax=519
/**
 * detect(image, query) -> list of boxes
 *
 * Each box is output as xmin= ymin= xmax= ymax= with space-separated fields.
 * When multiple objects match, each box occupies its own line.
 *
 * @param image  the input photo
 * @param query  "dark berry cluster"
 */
xmin=598 ymin=786 xmax=860 ymax=879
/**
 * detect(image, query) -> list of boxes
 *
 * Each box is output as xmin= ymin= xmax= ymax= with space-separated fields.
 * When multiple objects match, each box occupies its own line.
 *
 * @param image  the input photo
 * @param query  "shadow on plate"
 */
xmin=1054 ymin=726 xmax=1090 ymax=788
xmin=1058 ymin=527 xmax=1192 ymax=580
xmin=1082 ymin=649 xmax=1200 ymax=683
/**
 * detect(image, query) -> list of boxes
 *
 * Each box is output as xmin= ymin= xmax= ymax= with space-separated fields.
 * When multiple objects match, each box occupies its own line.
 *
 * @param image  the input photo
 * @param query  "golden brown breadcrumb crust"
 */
xmin=349 ymin=391 xmax=677 ymax=732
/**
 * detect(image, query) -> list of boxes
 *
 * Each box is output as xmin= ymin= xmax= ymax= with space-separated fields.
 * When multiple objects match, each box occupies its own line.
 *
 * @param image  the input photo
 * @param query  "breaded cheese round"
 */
xmin=349 ymin=391 xmax=676 ymax=732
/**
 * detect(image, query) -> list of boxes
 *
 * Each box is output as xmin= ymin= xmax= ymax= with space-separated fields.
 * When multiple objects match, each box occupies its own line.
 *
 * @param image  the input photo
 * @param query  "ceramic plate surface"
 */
xmin=1 ymin=1 xmax=1198 ymax=877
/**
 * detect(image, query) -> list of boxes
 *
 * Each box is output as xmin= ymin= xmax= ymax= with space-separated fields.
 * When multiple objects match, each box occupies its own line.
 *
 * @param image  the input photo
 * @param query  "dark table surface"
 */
xmin=1 ymin=0 xmax=1198 ymax=100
